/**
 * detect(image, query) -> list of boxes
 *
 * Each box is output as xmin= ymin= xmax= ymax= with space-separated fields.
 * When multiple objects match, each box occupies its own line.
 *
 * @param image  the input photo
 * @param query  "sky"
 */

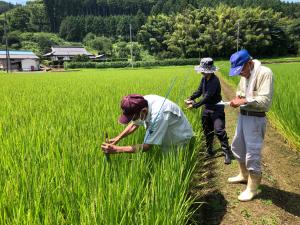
xmin=4 ymin=0 xmax=27 ymax=5
xmin=3 ymin=0 xmax=300 ymax=5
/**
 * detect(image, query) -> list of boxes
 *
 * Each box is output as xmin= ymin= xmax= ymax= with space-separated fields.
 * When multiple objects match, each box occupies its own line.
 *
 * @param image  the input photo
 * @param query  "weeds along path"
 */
xmin=196 ymin=76 xmax=300 ymax=225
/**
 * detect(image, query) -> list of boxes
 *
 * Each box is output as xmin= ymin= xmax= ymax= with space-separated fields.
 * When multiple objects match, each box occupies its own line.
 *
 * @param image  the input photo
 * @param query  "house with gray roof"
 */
xmin=0 ymin=50 xmax=40 ymax=71
xmin=43 ymin=46 xmax=95 ymax=62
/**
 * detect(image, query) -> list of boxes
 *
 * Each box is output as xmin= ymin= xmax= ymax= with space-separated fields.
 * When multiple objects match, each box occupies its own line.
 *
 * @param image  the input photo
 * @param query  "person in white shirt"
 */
xmin=101 ymin=94 xmax=194 ymax=153
xmin=227 ymin=49 xmax=274 ymax=202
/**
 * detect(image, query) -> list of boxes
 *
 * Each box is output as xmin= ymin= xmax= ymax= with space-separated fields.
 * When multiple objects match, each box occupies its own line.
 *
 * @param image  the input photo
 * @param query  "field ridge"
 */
xmin=195 ymin=77 xmax=300 ymax=225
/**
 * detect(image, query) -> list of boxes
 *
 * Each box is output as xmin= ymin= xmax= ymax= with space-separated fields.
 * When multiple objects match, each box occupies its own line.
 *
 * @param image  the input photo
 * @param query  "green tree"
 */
xmin=112 ymin=41 xmax=142 ymax=60
xmin=286 ymin=18 xmax=300 ymax=54
xmin=19 ymin=32 xmax=66 ymax=55
xmin=140 ymin=5 xmax=294 ymax=58
xmin=59 ymin=16 xmax=85 ymax=41
xmin=0 ymin=1 xmax=14 ymax=14
xmin=3 ymin=31 xmax=21 ymax=49
xmin=7 ymin=7 xmax=31 ymax=32
xmin=27 ymin=0 xmax=51 ymax=32
xmin=138 ymin=14 xmax=174 ymax=55
xmin=86 ymin=36 xmax=113 ymax=55
xmin=83 ymin=33 xmax=113 ymax=56
xmin=83 ymin=33 xmax=97 ymax=45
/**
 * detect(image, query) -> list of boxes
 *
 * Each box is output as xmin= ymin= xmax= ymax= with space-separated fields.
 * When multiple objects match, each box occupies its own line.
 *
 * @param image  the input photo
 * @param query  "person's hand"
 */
xmin=230 ymin=97 xmax=247 ymax=108
xmin=184 ymin=99 xmax=194 ymax=105
xmin=107 ymin=136 xmax=121 ymax=145
xmin=186 ymin=104 xmax=194 ymax=110
xmin=101 ymin=143 xmax=118 ymax=154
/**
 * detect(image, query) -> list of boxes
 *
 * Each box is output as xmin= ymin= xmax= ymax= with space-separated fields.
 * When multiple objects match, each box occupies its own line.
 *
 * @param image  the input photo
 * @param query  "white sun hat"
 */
xmin=194 ymin=57 xmax=218 ymax=74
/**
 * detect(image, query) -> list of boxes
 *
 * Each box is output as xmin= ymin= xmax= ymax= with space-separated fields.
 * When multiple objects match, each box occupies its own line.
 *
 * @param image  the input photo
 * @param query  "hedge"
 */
xmin=64 ymin=58 xmax=201 ymax=69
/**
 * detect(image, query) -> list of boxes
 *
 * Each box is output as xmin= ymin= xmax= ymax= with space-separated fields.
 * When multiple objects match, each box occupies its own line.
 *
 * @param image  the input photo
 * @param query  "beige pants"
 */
xmin=231 ymin=114 xmax=266 ymax=173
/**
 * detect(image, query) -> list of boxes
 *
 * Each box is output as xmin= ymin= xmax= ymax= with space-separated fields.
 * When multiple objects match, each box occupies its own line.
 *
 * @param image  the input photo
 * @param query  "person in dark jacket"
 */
xmin=185 ymin=58 xmax=232 ymax=164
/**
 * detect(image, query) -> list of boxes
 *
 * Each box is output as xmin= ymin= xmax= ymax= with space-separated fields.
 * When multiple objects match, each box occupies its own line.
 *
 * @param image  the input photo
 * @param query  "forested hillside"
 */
xmin=43 ymin=0 xmax=300 ymax=32
xmin=0 ymin=1 xmax=14 ymax=14
xmin=0 ymin=0 xmax=299 ymax=59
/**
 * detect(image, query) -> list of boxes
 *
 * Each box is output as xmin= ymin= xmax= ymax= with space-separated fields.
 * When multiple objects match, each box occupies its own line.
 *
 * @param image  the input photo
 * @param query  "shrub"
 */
xmin=65 ymin=58 xmax=200 ymax=69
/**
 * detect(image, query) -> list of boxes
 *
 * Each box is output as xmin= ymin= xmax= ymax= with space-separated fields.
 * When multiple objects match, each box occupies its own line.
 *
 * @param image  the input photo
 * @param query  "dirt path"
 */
xmin=195 ymin=77 xmax=300 ymax=225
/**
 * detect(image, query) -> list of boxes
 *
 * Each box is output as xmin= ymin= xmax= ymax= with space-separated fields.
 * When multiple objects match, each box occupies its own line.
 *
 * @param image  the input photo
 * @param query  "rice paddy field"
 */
xmin=0 ymin=61 xmax=299 ymax=224
xmin=0 ymin=67 xmax=204 ymax=225
xmin=217 ymin=61 xmax=300 ymax=149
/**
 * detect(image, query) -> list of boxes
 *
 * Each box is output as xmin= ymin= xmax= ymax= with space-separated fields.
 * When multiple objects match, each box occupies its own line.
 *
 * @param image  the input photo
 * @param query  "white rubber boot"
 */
xmin=238 ymin=172 xmax=261 ymax=201
xmin=228 ymin=162 xmax=248 ymax=184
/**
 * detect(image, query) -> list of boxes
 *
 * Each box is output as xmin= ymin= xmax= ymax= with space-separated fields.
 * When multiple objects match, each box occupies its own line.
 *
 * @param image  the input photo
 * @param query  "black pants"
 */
xmin=202 ymin=108 xmax=230 ymax=153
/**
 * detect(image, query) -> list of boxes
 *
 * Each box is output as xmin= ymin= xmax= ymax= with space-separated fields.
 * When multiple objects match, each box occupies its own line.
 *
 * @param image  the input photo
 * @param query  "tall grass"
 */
xmin=0 ymin=67 xmax=204 ymax=224
xmin=216 ymin=61 xmax=300 ymax=149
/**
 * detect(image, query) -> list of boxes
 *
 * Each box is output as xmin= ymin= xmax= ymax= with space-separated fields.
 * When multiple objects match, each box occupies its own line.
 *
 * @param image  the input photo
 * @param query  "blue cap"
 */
xmin=229 ymin=49 xmax=251 ymax=76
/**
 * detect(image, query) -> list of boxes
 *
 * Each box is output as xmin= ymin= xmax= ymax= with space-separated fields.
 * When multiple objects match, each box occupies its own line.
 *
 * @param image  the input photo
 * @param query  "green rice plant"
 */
xmin=0 ymin=66 xmax=205 ymax=224
xmin=267 ymin=63 xmax=300 ymax=149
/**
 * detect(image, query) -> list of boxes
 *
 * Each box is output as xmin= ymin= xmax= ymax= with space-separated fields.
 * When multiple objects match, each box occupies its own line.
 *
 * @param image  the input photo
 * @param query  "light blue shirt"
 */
xmin=134 ymin=95 xmax=194 ymax=147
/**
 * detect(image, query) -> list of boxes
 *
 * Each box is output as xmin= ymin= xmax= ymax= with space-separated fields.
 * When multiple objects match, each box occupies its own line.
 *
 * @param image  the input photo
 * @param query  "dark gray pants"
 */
xmin=202 ymin=109 xmax=229 ymax=153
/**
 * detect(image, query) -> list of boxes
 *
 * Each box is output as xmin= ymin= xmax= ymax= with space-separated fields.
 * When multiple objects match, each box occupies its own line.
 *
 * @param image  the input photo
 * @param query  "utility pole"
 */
xmin=130 ymin=23 xmax=133 ymax=68
xmin=4 ymin=13 xmax=10 ymax=73
xmin=236 ymin=20 xmax=240 ymax=52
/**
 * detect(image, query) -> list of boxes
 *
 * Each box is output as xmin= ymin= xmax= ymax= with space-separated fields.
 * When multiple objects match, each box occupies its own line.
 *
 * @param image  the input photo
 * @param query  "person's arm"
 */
xmin=230 ymin=78 xmax=246 ymax=108
xmin=192 ymin=78 xmax=219 ymax=108
xmin=189 ymin=79 xmax=203 ymax=100
xmin=230 ymin=71 xmax=274 ymax=109
xmin=230 ymin=97 xmax=247 ymax=108
xmin=108 ymin=123 xmax=139 ymax=144
xmin=101 ymin=143 xmax=151 ymax=154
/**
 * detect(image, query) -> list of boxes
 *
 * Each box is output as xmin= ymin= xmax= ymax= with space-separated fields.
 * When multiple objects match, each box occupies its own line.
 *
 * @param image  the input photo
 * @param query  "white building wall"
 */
xmin=21 ymin=59 xmax=40 ymax=71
